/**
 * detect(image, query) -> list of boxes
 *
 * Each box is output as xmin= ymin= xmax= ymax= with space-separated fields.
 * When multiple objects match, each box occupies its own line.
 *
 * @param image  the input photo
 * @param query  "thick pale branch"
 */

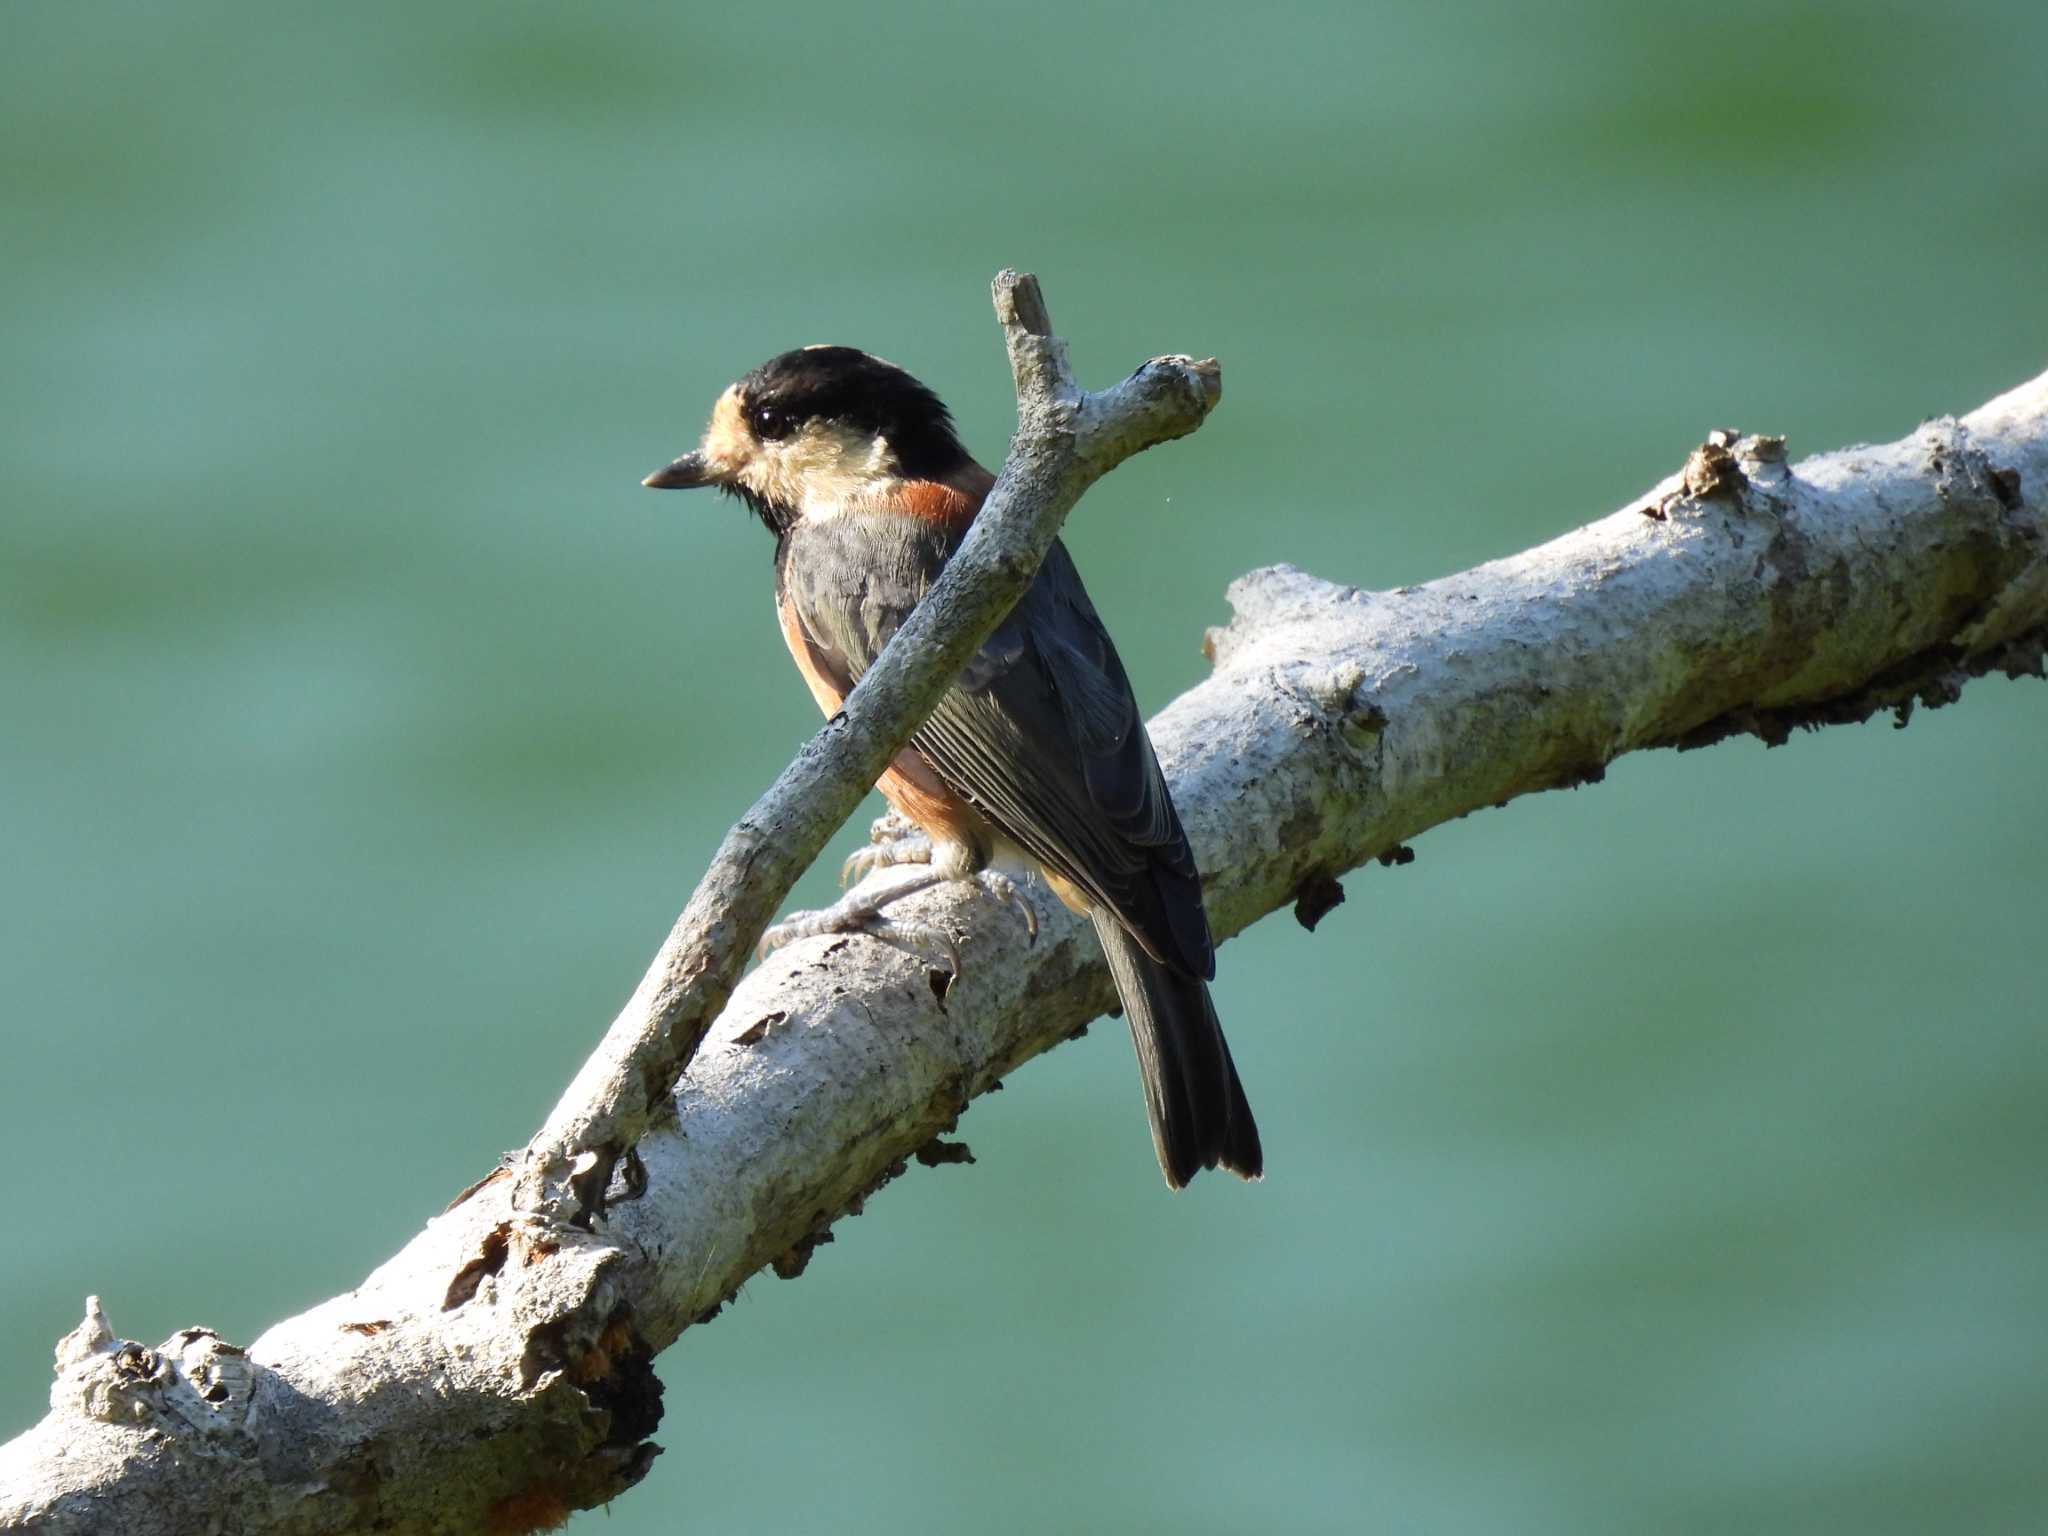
xmin=5 ymin=361 xmax=2041 ymax=1534
xmin=608 ymin=374 xmax=2048 ymax=1347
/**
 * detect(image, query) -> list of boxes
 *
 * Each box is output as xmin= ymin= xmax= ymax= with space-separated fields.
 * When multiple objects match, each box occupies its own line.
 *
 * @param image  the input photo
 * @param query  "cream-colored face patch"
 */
xmin=737 ymin=420 xmax=897 ymax=516
xmin=695 ymin=386 xmax=753 ymax=478
xmin=695 ymin=386 xmax=898 ymax=517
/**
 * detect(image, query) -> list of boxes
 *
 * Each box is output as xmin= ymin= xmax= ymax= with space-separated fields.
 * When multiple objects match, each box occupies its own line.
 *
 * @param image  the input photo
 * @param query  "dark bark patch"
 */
xmin=914 ymin=1136 xmax=976 ymax=1167
xmin=772 ymin=1227 xmax=835 ymax=1279
xmin=485 ymin=1485 xmax=572 ymax=1536
xmin=1292 ymin=871 xmax=1346 ymax=931
xmin=1989 ymin=465 xmax=2023 ymax=509
xmin=443 ymin=1222 xmax=512 ymax=1311
xmin=733 ymin=1010 xmax=787 ymax=1045
xmin=1680 ymin=432 xmax=1748 ymax=502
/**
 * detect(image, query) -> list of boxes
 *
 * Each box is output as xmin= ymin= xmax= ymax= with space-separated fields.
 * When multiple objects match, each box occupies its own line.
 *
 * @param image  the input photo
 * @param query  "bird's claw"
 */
xmin=979 ymin=870 xmax=1039 ymax=945
xmin=840 ymin=828 xmax=933 ymax=888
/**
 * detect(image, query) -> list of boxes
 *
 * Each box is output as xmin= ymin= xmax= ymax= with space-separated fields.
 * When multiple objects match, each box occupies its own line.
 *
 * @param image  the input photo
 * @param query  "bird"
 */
xmin=643 ymin=345 xmax=1261 ymax=1189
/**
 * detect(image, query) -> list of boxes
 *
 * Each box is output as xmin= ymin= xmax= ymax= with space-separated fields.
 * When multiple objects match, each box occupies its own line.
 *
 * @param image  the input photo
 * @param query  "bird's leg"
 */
xmin=762 ymin=840 xmax=1038 ymax=969
xmin=841 ymin=811 xmax=932 ymax=887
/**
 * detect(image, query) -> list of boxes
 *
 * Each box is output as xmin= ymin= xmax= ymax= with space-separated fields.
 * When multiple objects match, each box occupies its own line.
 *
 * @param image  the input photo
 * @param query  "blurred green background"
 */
xmin=4 ymin=2 xmax=2044 ymax=1530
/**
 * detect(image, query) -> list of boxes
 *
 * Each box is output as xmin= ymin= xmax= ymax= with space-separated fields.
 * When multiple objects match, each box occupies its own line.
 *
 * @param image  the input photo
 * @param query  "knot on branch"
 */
xmin=49 ymin=1297 xmax=258 ymax=1439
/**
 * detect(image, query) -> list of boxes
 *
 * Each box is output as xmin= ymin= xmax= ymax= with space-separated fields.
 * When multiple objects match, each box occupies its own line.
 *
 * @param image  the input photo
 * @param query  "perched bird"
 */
xmin=644 ymin=346 xmax=1261 ymax=1189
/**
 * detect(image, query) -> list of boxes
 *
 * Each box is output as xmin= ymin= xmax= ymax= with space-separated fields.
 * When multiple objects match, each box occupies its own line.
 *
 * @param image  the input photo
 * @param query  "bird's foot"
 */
xmin=760 ymin=865 xmax=958 ymax=968
xmin=760 ymin=864 xmax=1038 ymax=971
xmin=841 ymin=816 xmax=933 ymax=887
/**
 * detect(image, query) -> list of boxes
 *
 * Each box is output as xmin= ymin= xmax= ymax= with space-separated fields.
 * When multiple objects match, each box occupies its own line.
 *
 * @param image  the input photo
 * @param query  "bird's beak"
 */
xmin=642 ymin=451 xmax=716 ymax=490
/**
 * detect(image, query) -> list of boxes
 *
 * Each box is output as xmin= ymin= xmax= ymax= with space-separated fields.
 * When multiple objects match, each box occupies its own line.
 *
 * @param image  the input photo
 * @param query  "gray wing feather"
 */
xmin=781 ymin=517 xmax=1212 ymax=979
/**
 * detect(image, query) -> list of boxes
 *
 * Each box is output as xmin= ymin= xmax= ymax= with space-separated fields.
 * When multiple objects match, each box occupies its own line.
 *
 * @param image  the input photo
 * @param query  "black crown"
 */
xmin=739 ymin=347 xmax=969 ymax=480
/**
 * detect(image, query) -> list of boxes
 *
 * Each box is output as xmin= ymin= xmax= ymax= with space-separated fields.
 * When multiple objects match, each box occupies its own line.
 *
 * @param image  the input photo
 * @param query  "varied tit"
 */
xmin=644 ymin=345 xmax=1260 ymax=1190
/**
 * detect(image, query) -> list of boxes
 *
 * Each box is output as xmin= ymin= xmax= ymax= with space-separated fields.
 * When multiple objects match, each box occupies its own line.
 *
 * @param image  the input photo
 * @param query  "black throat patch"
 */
xmin=725 ymin=481 xmax=798 ymax=542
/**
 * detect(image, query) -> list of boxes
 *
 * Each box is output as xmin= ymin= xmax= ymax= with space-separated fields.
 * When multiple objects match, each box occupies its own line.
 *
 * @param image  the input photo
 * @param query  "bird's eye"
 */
xmin=748 ymin=404 xmax=792 ymax=440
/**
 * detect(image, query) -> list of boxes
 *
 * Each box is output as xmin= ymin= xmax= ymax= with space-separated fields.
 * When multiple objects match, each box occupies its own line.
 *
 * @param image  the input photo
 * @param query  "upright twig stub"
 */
xmin=993 ymin=269 xmax=1053 ymax=336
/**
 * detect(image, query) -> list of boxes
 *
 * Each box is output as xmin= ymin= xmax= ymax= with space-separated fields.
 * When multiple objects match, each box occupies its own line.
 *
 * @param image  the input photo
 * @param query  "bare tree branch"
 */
xmin=4 ymin=302 xmax=2041 ymax=1529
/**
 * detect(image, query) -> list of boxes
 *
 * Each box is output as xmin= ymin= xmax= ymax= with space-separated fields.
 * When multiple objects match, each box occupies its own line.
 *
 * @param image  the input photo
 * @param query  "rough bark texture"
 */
xmin=4 ymin=344 xmax=2042 ymax=1531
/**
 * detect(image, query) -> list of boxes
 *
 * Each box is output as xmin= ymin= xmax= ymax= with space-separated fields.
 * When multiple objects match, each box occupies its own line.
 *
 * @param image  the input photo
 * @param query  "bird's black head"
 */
xmin=735 ymin=347 xmax=968 ymax=481
xmin=643 ymin=346 xmax=974 ymax=534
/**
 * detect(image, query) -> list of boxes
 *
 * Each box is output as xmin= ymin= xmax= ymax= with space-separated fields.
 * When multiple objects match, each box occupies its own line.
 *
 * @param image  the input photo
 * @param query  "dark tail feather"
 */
xmin=1093 ymin=912 xmax=1263 ymax=1190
